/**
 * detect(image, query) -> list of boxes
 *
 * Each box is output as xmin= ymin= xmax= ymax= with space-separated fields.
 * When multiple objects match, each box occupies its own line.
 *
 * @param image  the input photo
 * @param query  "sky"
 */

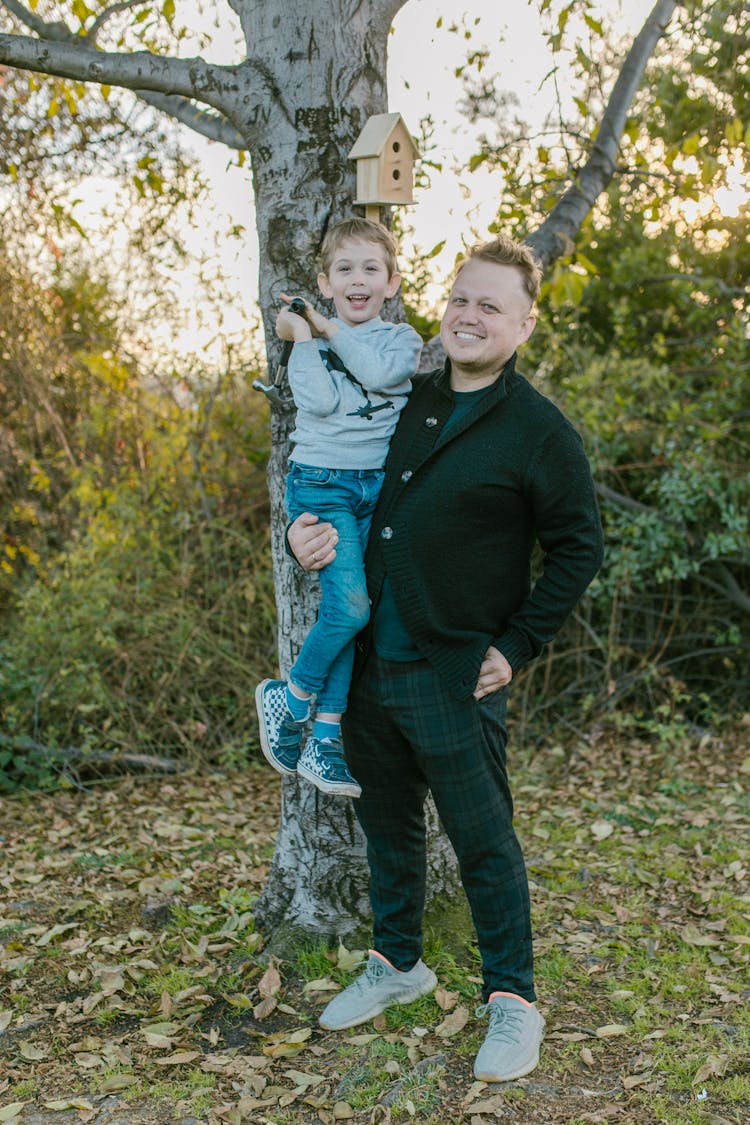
xmin=71 ymin=0 xmax=658 ymax=359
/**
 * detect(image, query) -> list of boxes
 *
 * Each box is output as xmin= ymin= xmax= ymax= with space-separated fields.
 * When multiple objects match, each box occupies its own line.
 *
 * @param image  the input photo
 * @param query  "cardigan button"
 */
xmin=380 ymin=526 xmax=393 ymax=540
xmin=400 ymin=470 xmax=413 ymax=482
xmin=425 ymin=416 xmax=438 ymax=427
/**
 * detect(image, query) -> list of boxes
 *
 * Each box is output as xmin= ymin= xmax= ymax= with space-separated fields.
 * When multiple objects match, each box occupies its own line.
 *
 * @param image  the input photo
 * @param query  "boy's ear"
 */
xmin=317 ymin=272 xmax=333 ymax=299
xmin=385 ymin=272 xmax=402 ymax=298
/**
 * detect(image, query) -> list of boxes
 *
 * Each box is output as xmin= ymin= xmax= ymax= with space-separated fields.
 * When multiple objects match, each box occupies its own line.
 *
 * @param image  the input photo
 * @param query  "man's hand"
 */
xmin=288 ymin=512 xmax=339 ymax=571
xmin=473 ymin=645 xmax=513 ymax=700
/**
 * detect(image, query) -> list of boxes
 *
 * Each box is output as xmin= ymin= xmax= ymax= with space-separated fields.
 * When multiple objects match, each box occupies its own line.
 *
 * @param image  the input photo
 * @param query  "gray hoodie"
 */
xmin=288 ymin=316 xmax=422 ymax=470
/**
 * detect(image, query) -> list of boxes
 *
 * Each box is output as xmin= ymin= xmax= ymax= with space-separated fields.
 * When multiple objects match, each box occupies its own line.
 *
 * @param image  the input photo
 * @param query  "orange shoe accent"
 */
xmin=487 ymin=990 xmax=534 ymax=1007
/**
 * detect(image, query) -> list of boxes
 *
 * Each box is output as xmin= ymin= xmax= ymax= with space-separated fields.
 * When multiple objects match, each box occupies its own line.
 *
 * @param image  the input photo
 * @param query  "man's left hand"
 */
xmin=473 ymin=646 xmax=513 ymax=700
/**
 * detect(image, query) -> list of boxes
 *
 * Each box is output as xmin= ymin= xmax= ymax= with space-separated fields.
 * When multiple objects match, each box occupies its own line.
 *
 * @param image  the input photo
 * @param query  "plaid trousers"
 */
xmin=343 ymin=654 xmax=535 ymax=1002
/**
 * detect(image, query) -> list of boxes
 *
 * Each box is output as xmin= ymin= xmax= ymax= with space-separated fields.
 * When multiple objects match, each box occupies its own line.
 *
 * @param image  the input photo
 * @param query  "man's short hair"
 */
xmin=458 ymin=235 xmax=543 ymax=305
xmin=320 ymin=218 xmax=399 ymax=277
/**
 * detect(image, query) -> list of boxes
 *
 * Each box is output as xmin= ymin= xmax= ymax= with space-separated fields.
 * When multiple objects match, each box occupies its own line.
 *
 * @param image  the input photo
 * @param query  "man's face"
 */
xmin=318 ymin=238 xmax=401 ymax=328
xmin=440 ymin=258 xmax=536 ymax=387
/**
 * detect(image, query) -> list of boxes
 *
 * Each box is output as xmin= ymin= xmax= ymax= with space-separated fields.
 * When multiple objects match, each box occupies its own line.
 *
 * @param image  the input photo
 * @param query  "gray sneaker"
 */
xmin=473 ymin=993 xmax=545 ymax=1082
xmin=297 ymin=736 xmax=361 ymax=798
xmin=255 ymin=679 xmax=308 ymax=775
xmin=319 ymin=951 xmax=437 ymax=1030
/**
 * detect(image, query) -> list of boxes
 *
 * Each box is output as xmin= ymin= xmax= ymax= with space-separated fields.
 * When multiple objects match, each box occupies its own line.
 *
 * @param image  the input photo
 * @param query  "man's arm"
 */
xmin=493 ymin=422 xmax=604 ymax=675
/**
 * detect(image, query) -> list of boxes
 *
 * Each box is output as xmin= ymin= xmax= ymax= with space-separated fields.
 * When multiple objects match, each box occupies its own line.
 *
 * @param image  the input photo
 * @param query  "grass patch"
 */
xmin=1 ymin=730 xmax=747 ymax=1123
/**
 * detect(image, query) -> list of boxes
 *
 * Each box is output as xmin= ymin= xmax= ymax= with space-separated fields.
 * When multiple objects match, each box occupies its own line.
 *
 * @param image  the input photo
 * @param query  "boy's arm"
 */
xmin=277 ymin=296 xmax=343 ymax=416
xmin=327 ymin=321 xmax=422 ymax=393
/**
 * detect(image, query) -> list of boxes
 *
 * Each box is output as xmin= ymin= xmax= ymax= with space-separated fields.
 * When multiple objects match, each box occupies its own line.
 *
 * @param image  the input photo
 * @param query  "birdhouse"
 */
xmin=349 ymin=113 xmax=419 ymax=215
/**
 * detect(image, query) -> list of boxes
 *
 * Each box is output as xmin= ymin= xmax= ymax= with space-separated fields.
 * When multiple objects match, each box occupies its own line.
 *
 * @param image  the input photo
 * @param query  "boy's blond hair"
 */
xmin=319 ymin=218 xmax=399 ymax=277
xmin=458 ymin=235 xmax=543 ymax=304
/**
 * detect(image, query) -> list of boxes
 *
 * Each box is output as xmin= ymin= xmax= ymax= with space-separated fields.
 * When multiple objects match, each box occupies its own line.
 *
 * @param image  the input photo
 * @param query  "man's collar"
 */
xmin=434 ymin=353 xmax=518 ymax=397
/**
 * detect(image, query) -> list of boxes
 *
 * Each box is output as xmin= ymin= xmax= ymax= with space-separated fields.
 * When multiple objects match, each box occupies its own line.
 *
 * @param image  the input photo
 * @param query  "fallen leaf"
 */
xmin=257 ymin=958 xmax=281 ymax=999
xmin=434 ymin=987 xmax=459 ymax=1012
xmin=43 ymin=1100 xmax=94 ymax=1112
xmin=155 ymin=1050 xmax=202 ymax=1066
xmin=303 ymin=976 xmax=340 ymax=995
xmin=253 ymin=996 xmax=277 ymax=1020
xmin=435 ymin=1005 xmax=470 ymax=1038
xmin=282 ymin=1069 xmax=325 ymax=1089
xmin=680 ymin=925 xmax=720 ymax=947
xmin=332 ymin=1101 xmax=355 ymax=1119
xmin=19 ymin=1043 xmax=47 ymax=1061
xmin=465 ymin=1094 xmax=506 ymax=1114
xmin=692 ymin=1053 xmax=729 ymax=1085
xmin=595 ymin=1024 xmax=629 ymax=1038
xmin=0 ymin=1106 xmax=26 ymax=1123
xmin=74 ymin=1052 xmax=104 ymax=1069
xmin=36 ymin=923 xmax=79 ymax=946
xmin=336 ymin=942 xmax=365 ymax=972
xmin=622 ymin=1074 xmax=651 ymax=1089
xmin=591 ymin=819 xmax=614 ymax=840
xmin=99 ymin=1075 xmax=138 ymax=1092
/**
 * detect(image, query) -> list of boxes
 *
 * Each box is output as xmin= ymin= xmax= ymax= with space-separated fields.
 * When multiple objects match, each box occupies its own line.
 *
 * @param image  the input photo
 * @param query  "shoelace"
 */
xmin=351 ymin=958 xmax=388 ymax=992
xmin=475 ymin=1002 xmax=524 ymax=1043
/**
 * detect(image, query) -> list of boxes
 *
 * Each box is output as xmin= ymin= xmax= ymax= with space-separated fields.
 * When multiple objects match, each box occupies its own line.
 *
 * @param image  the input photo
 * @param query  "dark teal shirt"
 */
xmin=373 ymin=384 xmax=494 ymax=661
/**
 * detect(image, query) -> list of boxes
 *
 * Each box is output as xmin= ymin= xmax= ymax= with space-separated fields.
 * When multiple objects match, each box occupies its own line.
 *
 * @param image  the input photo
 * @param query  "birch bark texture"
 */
xmin=0 ymin=0 xmax=678 ymax=943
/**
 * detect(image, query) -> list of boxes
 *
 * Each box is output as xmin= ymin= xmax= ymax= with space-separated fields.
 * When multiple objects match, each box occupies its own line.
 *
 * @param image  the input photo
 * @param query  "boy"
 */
xmin=255 ymin=218 xmax=422 ymax=799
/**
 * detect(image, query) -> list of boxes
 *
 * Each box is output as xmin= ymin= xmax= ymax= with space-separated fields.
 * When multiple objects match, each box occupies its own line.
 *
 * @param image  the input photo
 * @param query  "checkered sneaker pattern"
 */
xmin=297 ymin=736 xmax=362 ymax=798
xmin=255 ymin=679 xmax=307 ymax=775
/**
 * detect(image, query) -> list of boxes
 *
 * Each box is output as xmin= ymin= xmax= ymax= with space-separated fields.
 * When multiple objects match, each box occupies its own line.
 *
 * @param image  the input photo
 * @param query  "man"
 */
xmin=288 ymin=234 xmax=604 ymax=1083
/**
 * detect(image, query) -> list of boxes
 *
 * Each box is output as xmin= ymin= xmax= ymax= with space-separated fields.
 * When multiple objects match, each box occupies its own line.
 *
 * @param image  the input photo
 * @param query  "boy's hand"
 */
xmin=276 ymin=299 xmax=312 ymax=343
xmin=279 ymin=293 xmax=338 ymax=341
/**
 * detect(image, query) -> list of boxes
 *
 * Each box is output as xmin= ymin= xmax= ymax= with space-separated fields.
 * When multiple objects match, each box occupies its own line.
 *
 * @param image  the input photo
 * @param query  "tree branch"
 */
xmin=0 ymin=27 xmax=242 ymax=119
xmin=700 ymin=563 xmax=750 ymax=616
xmin=88 ymin=0 xmax=150 ymax=43
xmin=527 ymin=0 xmax=678 ymax=268
xmin=1 ymin=0 xmax=70 ymax=40
xmin=135 ymin=88 xmax=246 ymax=149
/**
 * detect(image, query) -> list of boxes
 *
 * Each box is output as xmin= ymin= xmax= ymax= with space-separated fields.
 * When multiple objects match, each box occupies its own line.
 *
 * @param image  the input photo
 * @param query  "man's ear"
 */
xmin=518 ymin=313 xmax=536 ymax=347
xmin=385 ymin=272 xmax=402 ymax=298
xmin=317 ymin=272 xmax=333 ymax=298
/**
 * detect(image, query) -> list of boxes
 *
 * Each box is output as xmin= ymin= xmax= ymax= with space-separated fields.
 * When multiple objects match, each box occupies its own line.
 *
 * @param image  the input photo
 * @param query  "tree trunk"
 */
xmin=232 ymin=0 xmax=459 ymax=944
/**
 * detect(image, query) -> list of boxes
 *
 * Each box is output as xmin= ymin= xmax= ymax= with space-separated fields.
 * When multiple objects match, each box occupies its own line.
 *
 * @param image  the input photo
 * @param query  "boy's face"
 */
xmin=318 ymin=238 xmax=401 ymax=327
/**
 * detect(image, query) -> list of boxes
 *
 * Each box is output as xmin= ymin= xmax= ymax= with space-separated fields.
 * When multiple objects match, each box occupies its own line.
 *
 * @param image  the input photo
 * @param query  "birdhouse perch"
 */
xmin=349 ymin=113 xmax=419 ymax=221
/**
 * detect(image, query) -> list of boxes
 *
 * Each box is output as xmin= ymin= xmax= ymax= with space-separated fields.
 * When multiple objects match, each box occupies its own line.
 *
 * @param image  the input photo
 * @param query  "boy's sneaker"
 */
xmin=255 ymin=679 xmax=308 ymax=775
xmin=473 ymin=993 xmax=545 ymax=1082
xmin=297 ymin=736 xmax=362 ymax=798
xmin=319 ymin=951 xmax=437 ymax=1030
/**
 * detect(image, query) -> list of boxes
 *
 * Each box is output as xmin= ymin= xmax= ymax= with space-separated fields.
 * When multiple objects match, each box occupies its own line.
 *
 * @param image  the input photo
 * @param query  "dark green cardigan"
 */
xmin=356 ymin=355 xmax=604 ymax=699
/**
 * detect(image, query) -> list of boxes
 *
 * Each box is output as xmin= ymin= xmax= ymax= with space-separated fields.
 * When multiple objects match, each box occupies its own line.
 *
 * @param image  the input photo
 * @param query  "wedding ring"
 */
xmin=312 ymin=551 xmax=319 ymax=562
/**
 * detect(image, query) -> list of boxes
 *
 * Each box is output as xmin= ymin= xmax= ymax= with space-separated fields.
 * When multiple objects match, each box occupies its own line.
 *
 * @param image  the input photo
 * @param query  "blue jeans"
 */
xmin=286 ymin=462 xmax=385 ymax=714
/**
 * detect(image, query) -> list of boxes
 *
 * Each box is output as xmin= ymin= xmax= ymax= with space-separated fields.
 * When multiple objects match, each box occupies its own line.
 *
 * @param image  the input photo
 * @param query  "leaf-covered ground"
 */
xmin=1 ymin=720 xmax=749 ymax=1125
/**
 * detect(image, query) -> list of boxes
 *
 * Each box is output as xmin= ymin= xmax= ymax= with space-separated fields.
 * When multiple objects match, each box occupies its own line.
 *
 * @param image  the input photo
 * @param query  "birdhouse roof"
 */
xmin=348 ymin=113 xmax=419 ymax=160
